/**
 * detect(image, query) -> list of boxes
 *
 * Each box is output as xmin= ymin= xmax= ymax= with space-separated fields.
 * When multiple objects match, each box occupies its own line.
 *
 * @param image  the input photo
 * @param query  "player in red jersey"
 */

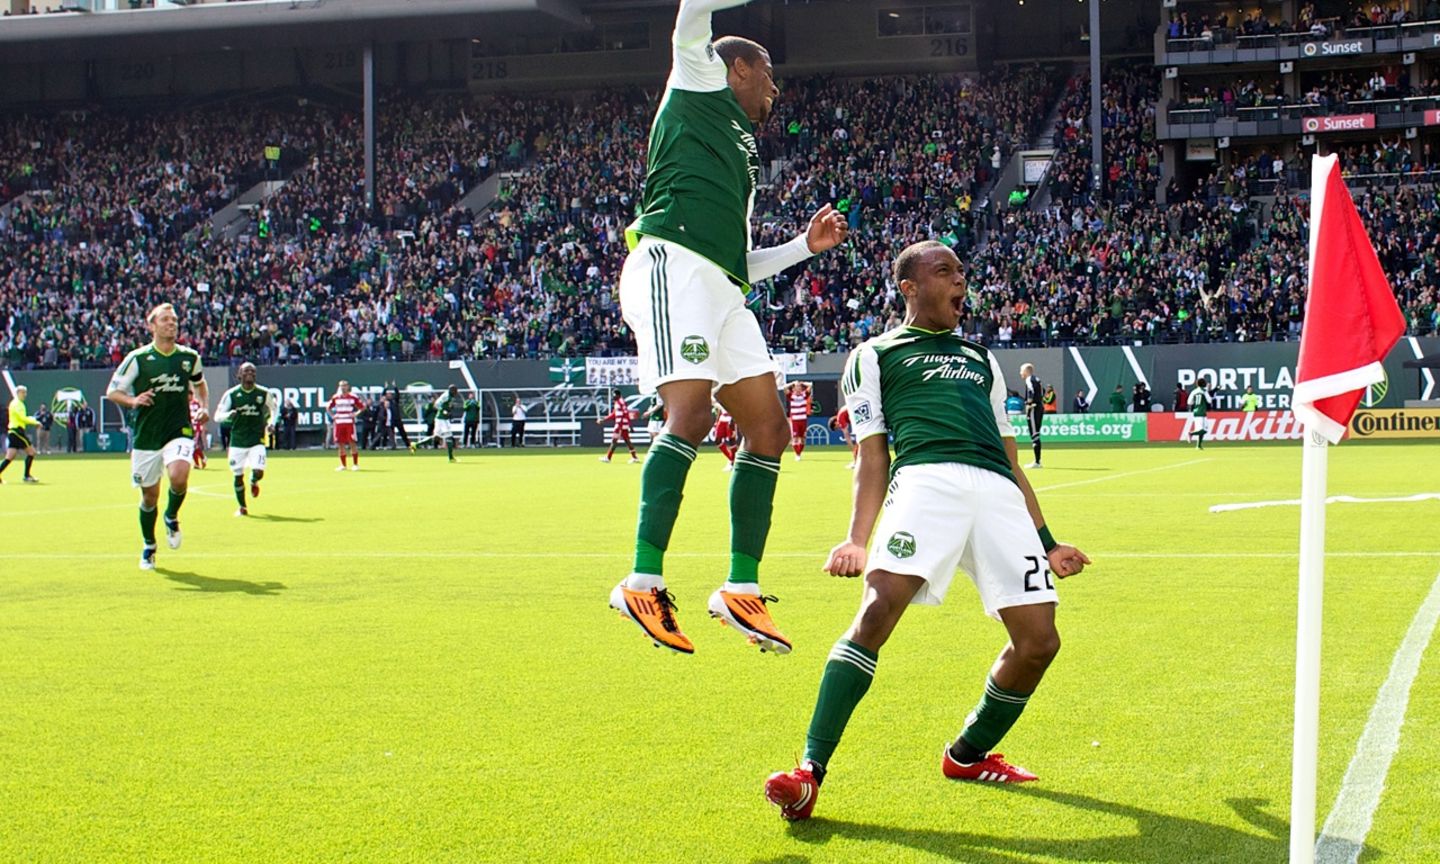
xmin=189 ymin=397 xmax=209 ymax=469
xmin=327 ymin=380 xmax=367 ymax=471
xmin=712 ymin=401 xmax=738 ymax=471
xmin=597 ymin=392 xmax=639 ymax=463
xmin=785 ymin=381 xmax=813 ymax=461
xmin=829 ymin=405 xmax=856 ymax=469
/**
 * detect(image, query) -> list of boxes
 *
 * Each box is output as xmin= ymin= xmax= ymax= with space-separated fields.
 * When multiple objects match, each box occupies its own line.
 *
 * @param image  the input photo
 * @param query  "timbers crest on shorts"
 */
xmin=887 ymin=531 xmax=917 ymax=559
xmin=680 ymin=335 xmax=710 ymax=364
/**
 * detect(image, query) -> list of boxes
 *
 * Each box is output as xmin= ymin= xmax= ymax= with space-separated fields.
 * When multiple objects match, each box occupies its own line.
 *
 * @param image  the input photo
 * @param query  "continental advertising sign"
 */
xmin=1147 ymin=411 xmax=1323 ymax=442
xmin=1006 ymin=413 xmax=1147 ymax=442
xmin=1349 ymin=408 xmax=1440 ymax=439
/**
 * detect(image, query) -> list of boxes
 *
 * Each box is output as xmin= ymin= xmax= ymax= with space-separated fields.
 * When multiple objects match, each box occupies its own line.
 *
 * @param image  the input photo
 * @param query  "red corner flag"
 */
xmin=1292 ymin=154 xmax=1405 ymax=443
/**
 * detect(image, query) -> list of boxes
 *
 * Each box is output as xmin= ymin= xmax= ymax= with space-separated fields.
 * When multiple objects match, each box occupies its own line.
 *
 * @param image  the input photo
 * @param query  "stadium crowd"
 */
xmin=1 ymin=65 xmax=1438 ymax=368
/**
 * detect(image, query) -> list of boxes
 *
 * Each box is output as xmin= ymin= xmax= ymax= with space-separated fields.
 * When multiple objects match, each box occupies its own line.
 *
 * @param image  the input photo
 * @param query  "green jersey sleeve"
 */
xmin=109 ymin=350 xmax=141 ymax=396
xmin=986 ymin=352 xmax=1017 ymax=439
xmin=842 ymin=344 xmax=886 ymax=442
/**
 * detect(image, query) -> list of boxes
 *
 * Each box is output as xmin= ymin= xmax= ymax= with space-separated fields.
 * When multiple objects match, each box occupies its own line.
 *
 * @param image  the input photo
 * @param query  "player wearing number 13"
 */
xmin=764 ymin=241 xmax=1092 ymax=821
xmin=106 ymin=303 xmax=208 ymax=571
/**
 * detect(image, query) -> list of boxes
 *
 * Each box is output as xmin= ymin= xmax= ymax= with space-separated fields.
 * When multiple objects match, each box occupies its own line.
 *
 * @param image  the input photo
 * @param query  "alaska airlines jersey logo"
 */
xmin=148 ymin=372 xmax=187 ymax=394
xmin=680 ymin=336 xmax=710 ymax=364
xmin=887 ymin=531 xmax=916 ymax=559
xmin=731 ymin=120 xmax=760 ymax=187
xmin=902 ymin=353 xmax=988 ymax=386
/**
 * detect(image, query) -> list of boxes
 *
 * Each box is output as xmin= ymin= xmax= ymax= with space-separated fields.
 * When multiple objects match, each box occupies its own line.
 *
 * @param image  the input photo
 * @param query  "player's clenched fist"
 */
xmin=1047 ymin=544 xmax=1091 ymax=579
xmin=825 ymin=540 xmax=868 ymax=578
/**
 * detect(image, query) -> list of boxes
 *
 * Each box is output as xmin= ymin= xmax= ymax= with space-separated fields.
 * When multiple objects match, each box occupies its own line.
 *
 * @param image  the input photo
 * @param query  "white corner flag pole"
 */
xmin=1290 ymin=426 xmax=1328 ymax=864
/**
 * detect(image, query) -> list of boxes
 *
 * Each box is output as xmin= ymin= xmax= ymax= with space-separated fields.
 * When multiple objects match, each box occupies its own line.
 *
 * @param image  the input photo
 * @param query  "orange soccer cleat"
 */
xmin=609 ymin=581 xmax=694 ymax=654
xmin=708 ymin=588 xmax=792 ymax=654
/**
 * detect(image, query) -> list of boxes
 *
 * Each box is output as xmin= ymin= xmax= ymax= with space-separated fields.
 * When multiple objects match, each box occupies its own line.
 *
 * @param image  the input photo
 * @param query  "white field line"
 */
xmin=1031 ymin=457 xmax=1210 ymax=493
xmin=5 ymin=550 xmax=1438 ymax=562
xmin=1211 ymin=493 xmax=1440 ymax=513
xmin=1316 ymin=568 xmax=1440 ymax=864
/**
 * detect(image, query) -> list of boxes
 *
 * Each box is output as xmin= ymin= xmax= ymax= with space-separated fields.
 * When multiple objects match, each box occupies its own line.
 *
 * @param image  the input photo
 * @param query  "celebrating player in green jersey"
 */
xmin=764 ymin=241 xmax=1092 ymax=821
xmin=411 ymin=385 xmax=461 ymax=462
xmin=106 ymin=303 xmax=209 ymax=571
xmin=610 ymin=0 xmax=848 ymax=656
xmin=214 ymin=362 xmax=279 ymax=517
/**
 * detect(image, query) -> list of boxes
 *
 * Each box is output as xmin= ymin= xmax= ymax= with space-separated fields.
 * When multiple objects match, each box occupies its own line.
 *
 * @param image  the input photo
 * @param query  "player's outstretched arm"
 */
xmin=674 ymin=0 xmax=752 ymax=47
xmin=746 ymin=206 xmax=850 ymax=284
xmin=824 ymin=435 xmax=889 ymax=578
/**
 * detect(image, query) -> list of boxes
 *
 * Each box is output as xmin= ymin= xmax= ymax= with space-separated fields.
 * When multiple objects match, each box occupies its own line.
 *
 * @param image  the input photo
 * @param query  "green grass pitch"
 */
xmin=1 ymin=442 xmax=1436 ymax=863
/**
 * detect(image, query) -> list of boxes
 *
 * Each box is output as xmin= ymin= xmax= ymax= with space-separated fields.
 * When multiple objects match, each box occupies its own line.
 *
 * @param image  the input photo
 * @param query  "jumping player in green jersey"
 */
xmin=0 ymin=384 xmax=42 ymax=484
xmin=610 ymin=0 xmax=849 ymax=656
xmin=410 ymin=385 xmax=461 ymax=462
xmin=764 ymin=242 xmax=1092 ymax=821
xmin=214 ymin=362 xmax=279 ymax=516
xmin=106 ymin=303 xmax=209 ymax=571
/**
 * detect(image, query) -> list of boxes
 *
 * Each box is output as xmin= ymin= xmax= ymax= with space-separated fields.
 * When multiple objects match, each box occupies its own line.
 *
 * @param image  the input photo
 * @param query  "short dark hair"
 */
xmin=714 ymin=36 xmax=767 ymax=69
xmin=892 ymin=239 xmax=949 ymax=286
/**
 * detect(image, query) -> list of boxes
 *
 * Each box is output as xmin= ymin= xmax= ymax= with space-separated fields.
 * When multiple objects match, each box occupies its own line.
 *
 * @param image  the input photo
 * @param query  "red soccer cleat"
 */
xmin=250 ymin=480 xmax=261 ymax=499
xmin=764 ymin=764 xmax=819 ymax=821
xmin=941 ymin=746 xmax=1038 ymax=783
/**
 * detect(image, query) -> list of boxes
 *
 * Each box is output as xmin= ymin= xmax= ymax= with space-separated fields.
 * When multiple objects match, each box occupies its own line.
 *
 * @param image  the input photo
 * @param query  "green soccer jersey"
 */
xmin=215 ymin=385 xmax=278 ymax=448
xmin=626 ymin=0 xmax=759 ymax=288
xmin=108 ymin=342 xmax=204 ymax=451
xmin=435 ymin=392 xmax=461 ymax=421
xmin=463 ymin=398 xmax=480 ymax=422
xmin=1189 ymin=387 xmax=1210 ymax=416
xmin=843 ymin=326 xmax=1016 ymax=483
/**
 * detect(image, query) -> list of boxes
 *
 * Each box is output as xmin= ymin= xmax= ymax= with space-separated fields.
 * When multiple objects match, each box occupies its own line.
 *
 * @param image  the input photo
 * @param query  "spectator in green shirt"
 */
xmin=1108 ymin=385 xmax=1126 ymax=413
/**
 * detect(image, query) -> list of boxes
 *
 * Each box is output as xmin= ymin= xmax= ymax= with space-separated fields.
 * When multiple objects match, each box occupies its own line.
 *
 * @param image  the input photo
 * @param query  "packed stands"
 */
xmin=1 ymin=62 xmax=1438 ymax=368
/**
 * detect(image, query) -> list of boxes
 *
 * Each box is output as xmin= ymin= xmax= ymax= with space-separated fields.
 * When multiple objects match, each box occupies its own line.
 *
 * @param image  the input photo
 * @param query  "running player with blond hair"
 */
xmin=106 ymin=303 xmax=208 ymax=570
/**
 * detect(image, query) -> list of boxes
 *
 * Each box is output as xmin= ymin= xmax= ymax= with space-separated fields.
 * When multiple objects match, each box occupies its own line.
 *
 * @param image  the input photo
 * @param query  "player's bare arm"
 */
xmin=1004 ymin=437 xmax=1090 ymax=578
xmin=190 ymin=380 xmax=210 ymax=425
xmin=825 ymin=435 xmax=890 ymax=577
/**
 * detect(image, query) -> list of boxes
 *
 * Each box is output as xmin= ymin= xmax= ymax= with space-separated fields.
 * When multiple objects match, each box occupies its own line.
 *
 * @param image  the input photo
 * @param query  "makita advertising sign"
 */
xmin=1147 ymin=411 xmax=1321 ymax=442
xmin=1426 ymin=109 xmax=1440 ymax=126
xmin=1302 ymin=114 xmax=1375 ymax=134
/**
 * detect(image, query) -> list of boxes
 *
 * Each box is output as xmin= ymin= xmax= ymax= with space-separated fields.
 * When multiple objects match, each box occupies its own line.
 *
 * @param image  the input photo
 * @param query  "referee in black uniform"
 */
xmin=1020 ymin=362 xmax=1044 ymax=469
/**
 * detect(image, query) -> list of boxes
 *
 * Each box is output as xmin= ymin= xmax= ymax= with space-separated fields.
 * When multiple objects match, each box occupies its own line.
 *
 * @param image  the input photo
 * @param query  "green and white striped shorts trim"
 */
xmin=617 ymin=235 xmax=776 ymax=395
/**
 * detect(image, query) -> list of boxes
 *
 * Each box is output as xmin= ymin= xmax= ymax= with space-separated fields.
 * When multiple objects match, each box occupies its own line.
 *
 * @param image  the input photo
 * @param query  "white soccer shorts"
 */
xmin=131 ymin=437 xmax=195 ymax=488
xmin=619 ymin=235 xmax=777 ymax=395
xmin=1187 ymin=414 xmax=1215 ymax=435
xmin=228 ymin=445 xmax=268 ymax=475
xmin=433 ymin=418 xmax=454 ymax=439
xmin=867 ymin=462 xmax=1058 ymax=619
